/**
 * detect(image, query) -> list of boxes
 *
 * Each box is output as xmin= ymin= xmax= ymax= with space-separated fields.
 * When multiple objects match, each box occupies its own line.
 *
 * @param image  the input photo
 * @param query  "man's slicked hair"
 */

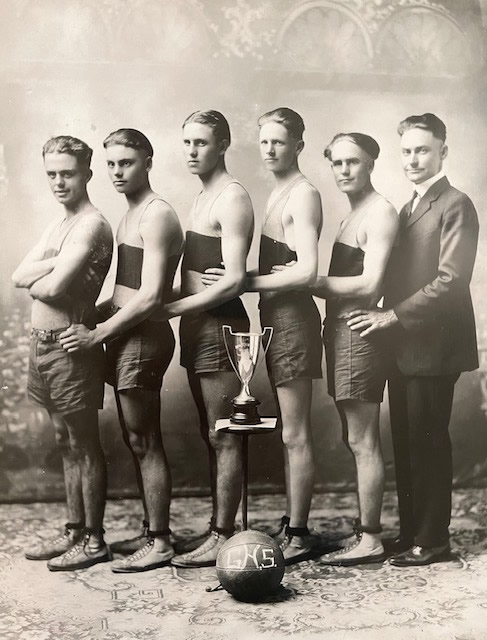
xmin=183 ymin=110 xmax=231 ymax=145
xmin=258 ymin=107 xmax=305 ymax=141
xmin=103 ymin=128 xmax=154 ymax=159
xmin=324 ymin=132 xmax=380 ymax=161
xmin=397 ymin=113 xmax=447 ymax=143
xmin=42 ymin=136 xmax=93 ymax=170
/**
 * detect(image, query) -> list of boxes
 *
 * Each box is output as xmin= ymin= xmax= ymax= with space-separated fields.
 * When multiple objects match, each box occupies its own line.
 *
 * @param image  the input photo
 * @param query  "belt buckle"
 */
xmin=33 ymin=328 xmax=58 ymax=343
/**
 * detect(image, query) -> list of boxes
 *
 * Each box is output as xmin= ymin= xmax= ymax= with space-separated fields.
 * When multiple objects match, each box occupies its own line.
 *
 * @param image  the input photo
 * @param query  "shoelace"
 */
xmin=125 ymin=538 xmax=155 ymax=563
xmin=43 ymin=530 xmax=72 ymax=547
xmin=183 ymin=531 xmax=220 ymax=558
xmin=59 ymin=535 xmax=89 ymax=560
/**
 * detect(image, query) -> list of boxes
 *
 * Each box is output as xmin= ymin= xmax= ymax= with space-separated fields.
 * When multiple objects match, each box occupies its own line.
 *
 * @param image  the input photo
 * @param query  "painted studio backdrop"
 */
xmin=1 ymin=0 xmax=487 ymax=501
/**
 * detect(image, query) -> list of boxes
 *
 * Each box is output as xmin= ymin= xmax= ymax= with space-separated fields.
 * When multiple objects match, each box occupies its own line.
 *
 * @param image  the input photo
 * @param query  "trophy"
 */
xmin=222 ymin=325 xmax=273 ymax=425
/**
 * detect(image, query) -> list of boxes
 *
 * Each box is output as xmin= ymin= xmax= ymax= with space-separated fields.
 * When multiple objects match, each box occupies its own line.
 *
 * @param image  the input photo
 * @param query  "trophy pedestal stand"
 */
xmin=215 ymin=418 xmax=277 ymax=530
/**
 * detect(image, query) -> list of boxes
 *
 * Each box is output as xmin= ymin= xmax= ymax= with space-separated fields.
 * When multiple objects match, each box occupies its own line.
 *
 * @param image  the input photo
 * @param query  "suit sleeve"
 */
xmin=394 ymin=195 xmax=479 ymax=331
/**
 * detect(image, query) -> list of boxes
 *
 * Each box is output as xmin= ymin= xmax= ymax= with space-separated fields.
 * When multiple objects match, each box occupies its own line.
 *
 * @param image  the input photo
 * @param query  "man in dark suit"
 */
xmin=347 ymin=113 xmax=479 ymax=566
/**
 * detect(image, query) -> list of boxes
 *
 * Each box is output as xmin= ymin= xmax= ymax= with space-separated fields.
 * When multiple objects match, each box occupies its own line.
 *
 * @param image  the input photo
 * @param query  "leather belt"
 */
xmin=31 ymin=328 xmax=67 ymax=343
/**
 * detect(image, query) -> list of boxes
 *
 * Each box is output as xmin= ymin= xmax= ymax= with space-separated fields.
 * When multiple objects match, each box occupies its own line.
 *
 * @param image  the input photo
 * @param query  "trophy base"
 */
xmin=230 ymin=401 xmax=262 ymax=426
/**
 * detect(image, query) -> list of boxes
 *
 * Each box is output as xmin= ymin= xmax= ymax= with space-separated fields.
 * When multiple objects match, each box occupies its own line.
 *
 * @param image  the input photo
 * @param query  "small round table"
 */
xmin=215 ymin=418 xmax=277 ymax=530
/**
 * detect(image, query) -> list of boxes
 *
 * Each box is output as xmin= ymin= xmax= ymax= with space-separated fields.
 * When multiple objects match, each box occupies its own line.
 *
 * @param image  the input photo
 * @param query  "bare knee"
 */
xmin=347 ymin=431 xmax=379 ymax=459
xmin=54 ymin=426 xmax=70 ymax=451
xmin=208 ymin=427 xmax=238 ymax=453
xmin=126 ymin=429 xmax=150 ymax=459
xmin=281 ymin=424 xmax=311 ymax=452
xmin=50 ymin=414 xmax=70 ymax=452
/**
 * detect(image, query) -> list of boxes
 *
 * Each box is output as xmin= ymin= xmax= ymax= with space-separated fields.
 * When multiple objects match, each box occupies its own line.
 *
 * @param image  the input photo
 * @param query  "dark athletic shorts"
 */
xmin=28 ymin=331 xmax=104 ymax=415
xmin=324 ymin=317 xmax=386 ymax=403
xmin=180 ymin=308 xmax=249 ymax=375
xmin=106 ymin=319 xmax=175 ymax=392
xmin=259 ymin=293 xmax=323 ymax=387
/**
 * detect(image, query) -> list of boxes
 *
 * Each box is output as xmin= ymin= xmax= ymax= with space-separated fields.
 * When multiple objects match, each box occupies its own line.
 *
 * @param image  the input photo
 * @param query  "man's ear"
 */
xmin=440 ymin=144 xmax=448 ymax=161
xmin=146 ymin=156 xmax=153 ymax=172
xmin=219 ymin=139 xmax=230 ymax=156
xmin=86 ymin=169 xmax=93 ymax=184
xmin=296 ymin=139 xmax=304 ymax=157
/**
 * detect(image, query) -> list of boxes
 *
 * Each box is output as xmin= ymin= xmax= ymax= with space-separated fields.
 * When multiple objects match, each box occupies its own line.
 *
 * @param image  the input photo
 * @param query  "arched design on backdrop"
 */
xmin=278 ymin=0 xmax=373 ymax=73
xmin=376 ymin=6 xmax=474 ymax=77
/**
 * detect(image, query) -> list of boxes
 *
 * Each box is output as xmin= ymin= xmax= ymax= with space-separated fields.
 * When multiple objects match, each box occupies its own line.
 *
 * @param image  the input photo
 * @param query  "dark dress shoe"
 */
xmin=389 ymin=544 xmax=451 ymax=567
xmin=382 ymin=535 xmax=414 ymax=555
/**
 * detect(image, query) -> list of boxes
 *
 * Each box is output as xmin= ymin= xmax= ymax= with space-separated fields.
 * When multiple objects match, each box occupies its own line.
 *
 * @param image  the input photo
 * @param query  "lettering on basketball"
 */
xmin=226 ymin=545 xmax=277 ymax=569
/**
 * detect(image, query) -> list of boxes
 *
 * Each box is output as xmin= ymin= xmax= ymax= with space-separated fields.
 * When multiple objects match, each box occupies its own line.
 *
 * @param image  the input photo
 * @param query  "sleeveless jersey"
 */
xmin=31 ymin=211 xmax=112 ymax=330
xmin=113 ymin=194 xmax=182 ymax=321
xmin=327 ymin=194 xmax=385 ymax=319
xmin=180 ymin=180 xmax=250 ymax=319
xmin=259 ymin=176 xmax=321 ymax=304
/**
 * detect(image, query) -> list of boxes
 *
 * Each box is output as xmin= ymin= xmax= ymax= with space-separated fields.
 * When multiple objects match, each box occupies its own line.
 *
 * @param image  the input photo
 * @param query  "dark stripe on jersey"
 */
xmin=116 ymin=243 xmax=143 ymax=290
xmin=181 ymin=231 xmax=223 ymax=274
xmin=259 ymin=234 xmax=297 ymax=275
xmin=328 ymin=242 xmax=364 ymax=277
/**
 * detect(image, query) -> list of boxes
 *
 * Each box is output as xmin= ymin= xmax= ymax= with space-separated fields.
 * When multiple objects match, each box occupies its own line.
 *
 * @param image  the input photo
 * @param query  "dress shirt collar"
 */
xmin=415 ymin=170 xmax=445 ymax=198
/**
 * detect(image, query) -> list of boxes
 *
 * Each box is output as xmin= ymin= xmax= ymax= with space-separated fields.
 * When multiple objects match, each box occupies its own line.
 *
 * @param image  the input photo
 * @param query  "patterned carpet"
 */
xmin=1 ymin=490 xmax=487 ymax=640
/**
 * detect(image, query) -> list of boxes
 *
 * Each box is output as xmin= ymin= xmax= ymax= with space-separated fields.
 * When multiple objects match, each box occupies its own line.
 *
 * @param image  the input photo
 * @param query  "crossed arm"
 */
xmin=60 ymin=202 xmax=178 ymax=352
xmin=163 ymin=185 xmax=253 ymax=318
xmin=12 ymin=225 xmax=57 ymax=290
xmin=12 ymin=218 xmax=102 ymax=302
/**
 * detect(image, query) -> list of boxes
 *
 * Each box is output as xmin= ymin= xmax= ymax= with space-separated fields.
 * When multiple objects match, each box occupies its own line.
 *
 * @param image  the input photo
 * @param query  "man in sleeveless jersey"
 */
xmin=161 ymin=110 xmax=254 ymax=568
xmin=12 ymin=136 xmax=113 ymax=570
xmin=348 ymin=114 xmax=478 ymax=567
xmin=303 ymin=133 xmax=398 ymax=566
xmin=203 ymin=108 xmax=323 ymax=564
xmin=60 ymin=129 xmax=184 ymax=572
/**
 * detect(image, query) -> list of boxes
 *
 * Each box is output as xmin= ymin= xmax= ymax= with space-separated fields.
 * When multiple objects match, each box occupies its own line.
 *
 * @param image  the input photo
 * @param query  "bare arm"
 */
xmin=28 ymin=217 xmax=105 ymax=302
xmin=312 ymin=200 xmax=398 ymax=299
xmin=247 ymin=184 xmax=322 ymax=292
xmin=60 ymin=202 xmax=179 ymax=350
xmin=164 ymin=185 xmax=253 ymax=318
xmin=11 ymin=226 xmax=57 ymax=289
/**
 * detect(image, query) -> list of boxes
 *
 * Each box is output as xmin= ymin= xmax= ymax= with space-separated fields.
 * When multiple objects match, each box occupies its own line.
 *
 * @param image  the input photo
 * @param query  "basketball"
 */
xmin=216 ymin=530 xmax=285 ymax=602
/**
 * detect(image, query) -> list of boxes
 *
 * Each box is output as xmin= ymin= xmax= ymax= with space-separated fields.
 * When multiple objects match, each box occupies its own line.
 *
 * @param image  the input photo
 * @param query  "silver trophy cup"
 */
xmin=222 ymin=325 xmax=273 ymax=425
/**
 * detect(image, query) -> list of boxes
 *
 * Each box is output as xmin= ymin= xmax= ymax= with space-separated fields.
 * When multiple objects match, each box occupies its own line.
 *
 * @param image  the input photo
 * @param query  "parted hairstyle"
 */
xmin=397 ymin=113 xmax=447 ymax=143
xmin=42 ymin=136 xmax=93 ymax=170
xmin=103 ymin=128 xmax=154 ymax=158
xmin=258 ymin=107 xmax=305 ymax=141
xmin=324 ymin=132 xmax=380 ymax=161
xmin=183 ymin=110 xmax=231 ymax=145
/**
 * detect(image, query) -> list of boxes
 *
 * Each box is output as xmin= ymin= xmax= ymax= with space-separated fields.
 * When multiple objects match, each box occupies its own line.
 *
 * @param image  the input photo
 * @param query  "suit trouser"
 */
xmin=388 ymin=363 xmax=459 ymax=547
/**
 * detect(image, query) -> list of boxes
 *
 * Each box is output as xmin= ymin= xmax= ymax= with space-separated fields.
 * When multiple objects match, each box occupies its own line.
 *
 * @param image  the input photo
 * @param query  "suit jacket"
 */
xmin=384 ymin=176 xmax=479 ymax=376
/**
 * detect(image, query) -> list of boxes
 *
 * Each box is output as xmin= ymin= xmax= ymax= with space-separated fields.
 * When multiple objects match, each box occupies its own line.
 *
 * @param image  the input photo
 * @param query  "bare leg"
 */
xmin=116 ymin=389 xmax=171 ymax=551
xmin=275 ymin=379 xmax=314 ymax=529
xmin=269 ymin=378 xmax=289 ymax=520
xmin=114 ymin=390 xmax=149 ymax=523
xmin=338 ymin=399 xmax=384 ymax=530
xmin=320 ymin=400 xmax=384 ymax=565
xmin=199 ymin=372 xmax=242 ymax=530
xmin=187 ymin=373 xmax=216 ymax=519
xmin=50 ymin=411 xmax=84 ymax=525
xmin=63 ymin=408 xmax=107 ymax=533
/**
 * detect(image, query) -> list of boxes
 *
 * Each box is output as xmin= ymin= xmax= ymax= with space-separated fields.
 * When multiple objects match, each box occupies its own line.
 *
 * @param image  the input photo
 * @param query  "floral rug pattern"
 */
xmin=1 ymin=490 xmax=487 ymax=640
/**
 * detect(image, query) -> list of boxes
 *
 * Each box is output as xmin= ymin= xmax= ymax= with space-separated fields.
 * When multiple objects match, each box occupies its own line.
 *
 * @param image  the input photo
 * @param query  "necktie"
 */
xmin=410 ymin=191 xmax=420 ymax=214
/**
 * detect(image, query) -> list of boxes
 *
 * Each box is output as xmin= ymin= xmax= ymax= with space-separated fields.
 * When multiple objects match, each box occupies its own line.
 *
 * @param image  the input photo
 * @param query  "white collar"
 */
xmin=415 ymin=170 xmax=446 ymax=198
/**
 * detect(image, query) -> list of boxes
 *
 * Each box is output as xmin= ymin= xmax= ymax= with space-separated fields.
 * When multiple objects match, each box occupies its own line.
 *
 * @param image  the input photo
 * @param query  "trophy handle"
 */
xmin=222 ymin=325 xmax=241 ymax=381
xmin=261 ymin=326 xmax=273 ymax=358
